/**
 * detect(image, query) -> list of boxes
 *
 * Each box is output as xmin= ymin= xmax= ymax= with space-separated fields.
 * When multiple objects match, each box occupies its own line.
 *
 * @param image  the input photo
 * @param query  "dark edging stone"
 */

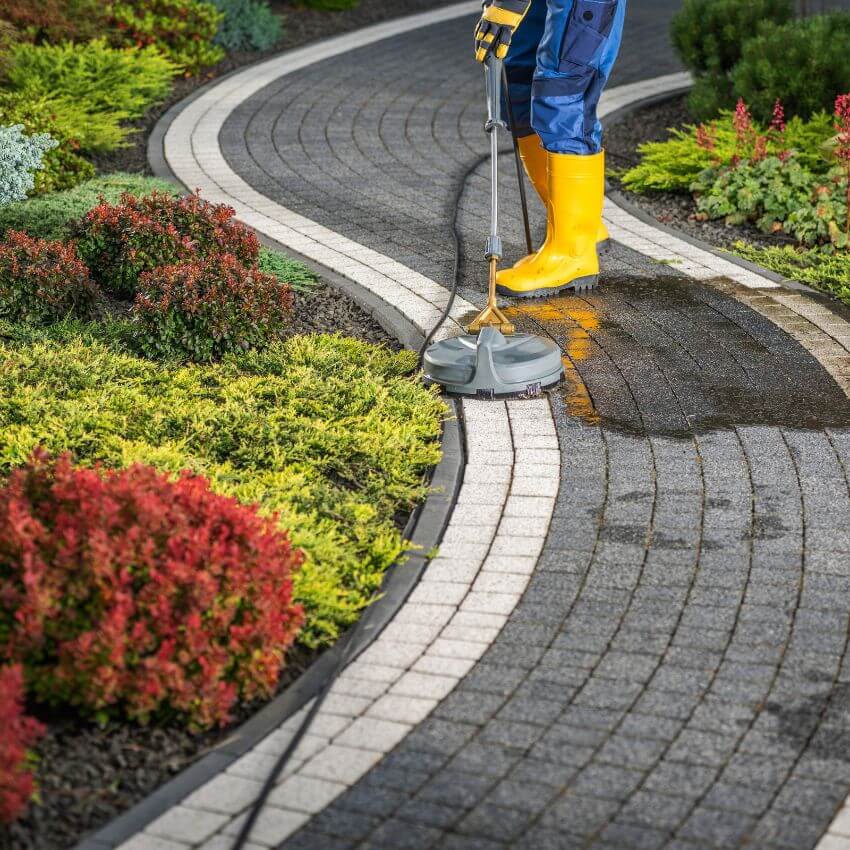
xmin=72 ymin=70 xmax=466 ymax=850
xmin=602 ymin=88 xmax=827 ymax=300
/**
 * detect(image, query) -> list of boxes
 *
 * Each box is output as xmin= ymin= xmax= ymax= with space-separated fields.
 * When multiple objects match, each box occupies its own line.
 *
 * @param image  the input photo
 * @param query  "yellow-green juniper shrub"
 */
xmin=0 ymin=325 xmax=446 ymax=648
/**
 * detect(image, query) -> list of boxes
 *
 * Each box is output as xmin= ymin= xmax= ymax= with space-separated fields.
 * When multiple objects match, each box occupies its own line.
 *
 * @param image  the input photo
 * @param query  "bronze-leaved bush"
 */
xmin=74 ymin=191 xmax=260 ymax=297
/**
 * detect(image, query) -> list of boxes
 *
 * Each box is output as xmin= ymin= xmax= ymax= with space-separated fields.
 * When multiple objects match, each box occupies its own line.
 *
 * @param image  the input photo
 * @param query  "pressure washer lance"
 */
xmin=421 ymin=55 xmax=563 ymax=399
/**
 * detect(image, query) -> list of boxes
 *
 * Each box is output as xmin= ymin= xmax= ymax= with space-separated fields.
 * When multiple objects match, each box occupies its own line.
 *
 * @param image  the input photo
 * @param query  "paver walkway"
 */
xmin=141 ymin=3 xmax=850 ymax=849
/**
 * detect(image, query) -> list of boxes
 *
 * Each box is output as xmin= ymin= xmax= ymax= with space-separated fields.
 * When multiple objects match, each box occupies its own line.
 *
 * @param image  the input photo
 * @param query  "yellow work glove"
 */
xmin=474 ymin=0 xmax=532 ymax=63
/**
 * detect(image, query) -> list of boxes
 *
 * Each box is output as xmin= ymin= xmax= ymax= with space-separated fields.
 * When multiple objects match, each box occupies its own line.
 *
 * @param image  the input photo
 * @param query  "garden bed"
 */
xmin=605 ymin=90 xmax=850 ymax=305
xmin=605 ymin=93 xmax=798 ymax=253
xmin=0 ymin=313 xmax=437 ymax=850
xmin=0 ymin=177 xmax=444 ymax=848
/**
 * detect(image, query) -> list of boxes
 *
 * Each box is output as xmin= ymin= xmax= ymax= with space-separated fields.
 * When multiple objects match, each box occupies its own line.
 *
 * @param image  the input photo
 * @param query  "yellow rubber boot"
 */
xmin=497 ymin=150 xmax=604 ymax=298
xmin=516 ymin=135 xmax=610 ymax=257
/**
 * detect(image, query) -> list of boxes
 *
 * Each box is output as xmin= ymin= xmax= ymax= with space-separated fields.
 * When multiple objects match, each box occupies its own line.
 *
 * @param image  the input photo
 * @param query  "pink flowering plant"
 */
xmin=835 ymin=94 xmax=850 ymax=238
xmin=688 ymin=96 xmax=850 ymax=249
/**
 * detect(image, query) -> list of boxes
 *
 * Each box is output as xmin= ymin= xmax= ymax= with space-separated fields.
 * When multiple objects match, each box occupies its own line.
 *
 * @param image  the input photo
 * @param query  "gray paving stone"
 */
xmin=209 ymin=4 xmax=850 ymax=850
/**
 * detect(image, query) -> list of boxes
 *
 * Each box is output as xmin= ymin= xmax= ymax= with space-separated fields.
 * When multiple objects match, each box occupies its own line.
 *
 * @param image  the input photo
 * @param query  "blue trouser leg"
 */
xmin=503 ymin=0 xmax=547 ymax=138
xmin=532 ymin=0 xmax=626 ymax=153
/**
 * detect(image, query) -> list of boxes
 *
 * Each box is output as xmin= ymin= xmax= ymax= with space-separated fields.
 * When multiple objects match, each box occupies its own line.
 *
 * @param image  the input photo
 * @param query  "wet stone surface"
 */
xmin=221 ymin=7 xmax=850 ymax=850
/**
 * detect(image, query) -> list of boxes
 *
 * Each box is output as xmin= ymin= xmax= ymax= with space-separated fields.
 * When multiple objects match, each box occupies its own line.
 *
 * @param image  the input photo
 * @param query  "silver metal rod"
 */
xmin=484 ymin=56 xmax=504 ymax=260
xmin=490 ymin=123 xmax=499 ymax=242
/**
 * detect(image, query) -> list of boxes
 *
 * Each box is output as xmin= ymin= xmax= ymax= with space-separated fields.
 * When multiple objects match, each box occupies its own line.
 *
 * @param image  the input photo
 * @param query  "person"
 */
xmin=474 ymin=0 xmax=626 ymax=297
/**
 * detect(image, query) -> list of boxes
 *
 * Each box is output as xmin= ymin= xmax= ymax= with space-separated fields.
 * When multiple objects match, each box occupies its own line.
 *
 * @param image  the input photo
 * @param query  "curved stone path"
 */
xmin=130 ymin=3 xmax=850 ymax=849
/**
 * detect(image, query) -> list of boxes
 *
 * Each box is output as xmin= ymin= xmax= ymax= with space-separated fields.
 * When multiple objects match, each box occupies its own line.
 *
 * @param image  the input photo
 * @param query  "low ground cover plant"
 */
xmin=258 ymin=246 xmax=320 ymax=293
xmin=75 ymin=191 xmax=260 ymax=297
xmin=0 ymin=124 xmax=56 ymax=204
xmin=0 ymin=328 xmax=444 ymax=650
xmin=0 ymin=450 xmax=305 ymax=730
xmin=0 ymin=173 xmax=178 ymax=241
xmin=733 ymin=243 xmax=850 ymax=303
xmin=0 ymin=230 xmax=101 ymax=324
xmin=0 ymin=664 xmax=44 ymax=824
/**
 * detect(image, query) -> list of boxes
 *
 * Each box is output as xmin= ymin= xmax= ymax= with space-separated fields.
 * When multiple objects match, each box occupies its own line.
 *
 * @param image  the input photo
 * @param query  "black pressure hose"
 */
xmin=417 ymin=150 xmax=490 ymax=367
xmin=228 ymin=597 xmax=376 ymax=850
xmin=233 ymin=72 xmax=534 ymax=850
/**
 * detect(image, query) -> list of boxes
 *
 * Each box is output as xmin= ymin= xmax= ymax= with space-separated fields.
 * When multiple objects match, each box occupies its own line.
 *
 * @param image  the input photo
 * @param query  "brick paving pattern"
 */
xmin=197 ymin=4 xmax=850 ymax=849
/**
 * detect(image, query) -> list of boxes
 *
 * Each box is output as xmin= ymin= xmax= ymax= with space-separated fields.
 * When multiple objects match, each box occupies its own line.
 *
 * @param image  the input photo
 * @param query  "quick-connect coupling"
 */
xmin=485 ymin=235 xmax=503 ymax=260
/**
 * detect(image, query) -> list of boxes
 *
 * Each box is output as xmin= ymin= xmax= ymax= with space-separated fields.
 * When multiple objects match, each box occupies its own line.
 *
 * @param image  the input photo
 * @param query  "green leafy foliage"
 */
xmin=0 ymin=328 xmax=445 ymax=648
xmin=670 ymin=0 xmax=793 ymax=118
xmin=133 ymin=252 xmax=294 ymax=361
xmin=0 ymin=173 xmax=178 ymax=241
xmin=692 ymin=156 xmax=816 ymax=230
xmin=111 ymin=0 xmax=225 ymax=74
xmin=693 ymin=160 xmax=848 ymax=249
xmin=211 ymin=0 xmax=282 ymax=51
xmin=732 ymin=242 xmax=850 ymax=305
xmin=258 ymin=247 xmax=319 ymax=293
xmin=732 ymin=14 xmax=850 ymax=123
xmin=6 ymin=39 xmax=179 ymax=122
xmin=621 ymin=110 xmax=834 ymax=193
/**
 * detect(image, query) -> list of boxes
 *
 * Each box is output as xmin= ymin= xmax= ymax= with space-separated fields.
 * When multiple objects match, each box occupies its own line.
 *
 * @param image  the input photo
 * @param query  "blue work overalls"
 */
xmin=504 ymin=0 xmax=627 ymax=154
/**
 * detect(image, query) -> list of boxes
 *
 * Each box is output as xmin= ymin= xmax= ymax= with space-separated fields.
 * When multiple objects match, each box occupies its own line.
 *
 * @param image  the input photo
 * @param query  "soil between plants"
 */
xmin=604 ymin=93 xmax=797 ymax=253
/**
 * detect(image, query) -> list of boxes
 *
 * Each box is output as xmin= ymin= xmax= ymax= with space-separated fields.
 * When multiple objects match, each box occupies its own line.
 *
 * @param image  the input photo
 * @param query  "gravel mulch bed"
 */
xmin=289 ymin=283 xmax=399 ymax=348
xmin=604 ymin=93 xmax=796 ymax=253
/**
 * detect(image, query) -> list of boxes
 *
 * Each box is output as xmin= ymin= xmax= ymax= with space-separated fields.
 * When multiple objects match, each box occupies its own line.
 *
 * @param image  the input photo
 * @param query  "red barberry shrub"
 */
xmin=0 ymin=0 xmax=109 ymax=43
xmin=0 ymin=451 xmax=304 ymax=730
xmin=74 ymin=191 xmax=260 ymax=298
xmin=0 ymin=664 xmax=44 ymax=825
xmin=0 ymin=230 xmax=101 ymax=325
xmin=133 ymin=252 xmax=294 ymax=361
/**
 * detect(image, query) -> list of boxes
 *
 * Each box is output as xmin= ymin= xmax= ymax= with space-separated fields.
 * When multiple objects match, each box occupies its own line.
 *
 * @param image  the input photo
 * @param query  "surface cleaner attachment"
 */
xmin=423 ymin=55 xmax=563 ymax=399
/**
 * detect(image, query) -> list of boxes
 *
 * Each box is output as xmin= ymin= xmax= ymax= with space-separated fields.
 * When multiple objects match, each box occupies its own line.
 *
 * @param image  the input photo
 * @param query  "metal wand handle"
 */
xmin=467 ymin=55 xmax=515 ymax=336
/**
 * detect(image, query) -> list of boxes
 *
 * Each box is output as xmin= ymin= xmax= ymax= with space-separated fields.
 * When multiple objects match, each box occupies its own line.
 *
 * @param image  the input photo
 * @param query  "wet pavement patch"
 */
xmin=506 ymin=274 xmax=850 ymax=437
